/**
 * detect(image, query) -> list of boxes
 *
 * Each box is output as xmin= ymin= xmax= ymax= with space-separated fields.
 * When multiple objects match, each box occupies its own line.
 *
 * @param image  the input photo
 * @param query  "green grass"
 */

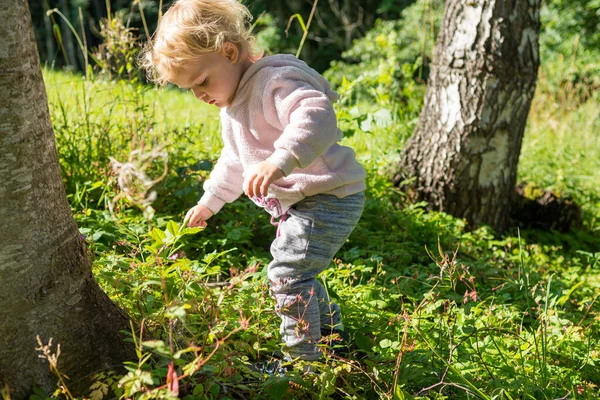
xmin=39 ymin=67 xmax=600 ymax=400
xmin=520 ymin=73 xmax=600 ymax=226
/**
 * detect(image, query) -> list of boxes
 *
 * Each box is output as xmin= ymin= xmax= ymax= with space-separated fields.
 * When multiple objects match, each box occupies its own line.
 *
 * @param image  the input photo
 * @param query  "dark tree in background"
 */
xmin=27 ymin=0 xmax=409 ymax=73
xmin=0 ymin=1 xmax=134 ymax=398
xmin=28 ymin=0 xmax=162 ymax=70
xmin=394 ymin=0 xmax=541 ymax=232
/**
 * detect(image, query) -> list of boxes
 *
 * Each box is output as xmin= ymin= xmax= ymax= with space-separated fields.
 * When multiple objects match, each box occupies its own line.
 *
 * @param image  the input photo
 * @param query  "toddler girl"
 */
xmin=141 ymin=0 xmax=366 ymax=362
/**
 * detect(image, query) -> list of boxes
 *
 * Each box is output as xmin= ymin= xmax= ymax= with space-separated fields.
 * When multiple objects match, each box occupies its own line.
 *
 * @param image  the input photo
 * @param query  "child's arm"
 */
xmin=190 ymin=143 xmax=245 ymax=225
xmin=262 ymin=75 xmax=342 ymax=177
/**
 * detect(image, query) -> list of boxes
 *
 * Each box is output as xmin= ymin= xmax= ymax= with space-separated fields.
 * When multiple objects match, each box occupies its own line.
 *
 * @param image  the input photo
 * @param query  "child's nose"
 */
xmin=191 ymin=88 xmax=205 ymax=100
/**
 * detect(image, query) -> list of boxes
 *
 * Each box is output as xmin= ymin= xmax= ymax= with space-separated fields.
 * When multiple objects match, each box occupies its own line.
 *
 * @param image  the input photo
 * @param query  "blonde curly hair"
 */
xmin=139 ymin=0 xmax=262 ymax=85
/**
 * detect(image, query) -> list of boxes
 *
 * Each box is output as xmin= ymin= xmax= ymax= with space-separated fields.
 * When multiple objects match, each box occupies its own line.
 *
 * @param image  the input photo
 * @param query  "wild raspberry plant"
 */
xmin=42 ymin=48 xmax=600 ymax=397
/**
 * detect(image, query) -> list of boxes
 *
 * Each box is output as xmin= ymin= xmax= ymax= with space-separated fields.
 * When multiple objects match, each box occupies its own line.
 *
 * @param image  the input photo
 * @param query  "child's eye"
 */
xmin=197 ymin=79 xmax=207 ymax=87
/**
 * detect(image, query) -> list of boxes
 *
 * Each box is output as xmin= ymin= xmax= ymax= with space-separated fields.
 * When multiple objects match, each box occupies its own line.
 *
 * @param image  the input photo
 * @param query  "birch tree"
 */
xmin=394 ymin=0 xmax=541 ymax=232
xmin=0 ymin=1 xmax=134 ymax=398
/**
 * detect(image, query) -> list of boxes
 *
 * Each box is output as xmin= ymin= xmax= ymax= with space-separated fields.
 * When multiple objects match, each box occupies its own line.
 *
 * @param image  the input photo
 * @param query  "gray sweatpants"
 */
xmin=268 ymin=192 xmax=365 ymax=360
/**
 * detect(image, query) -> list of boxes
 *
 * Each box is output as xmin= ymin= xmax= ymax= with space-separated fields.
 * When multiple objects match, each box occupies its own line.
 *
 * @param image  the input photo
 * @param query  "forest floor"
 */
xmin=38 ymin=67 xmax=600 ymax=399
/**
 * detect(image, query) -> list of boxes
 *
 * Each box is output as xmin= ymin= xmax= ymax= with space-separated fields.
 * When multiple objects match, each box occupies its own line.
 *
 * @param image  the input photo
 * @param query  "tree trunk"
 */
xmin=0 ymin=1 xmax=134 ymax=398
xmin=394 ymin=0 xmax=540 ymax=232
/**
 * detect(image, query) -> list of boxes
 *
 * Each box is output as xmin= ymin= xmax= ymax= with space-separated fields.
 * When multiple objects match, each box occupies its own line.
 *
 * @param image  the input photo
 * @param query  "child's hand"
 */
xmin=185 ymin=204 xmax=214 ymax=228
xmin=243 ymin=160 xmax=285 ymax=198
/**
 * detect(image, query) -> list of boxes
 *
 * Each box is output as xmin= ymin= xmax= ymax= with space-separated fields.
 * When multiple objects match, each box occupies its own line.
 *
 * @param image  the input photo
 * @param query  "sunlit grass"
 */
xmin=40 ymin=67 xmax=600 ymax=400
xmin=43 ymin=68 xmax=222 ymax=153
xmin=521 ymin=69 xmax=600 ymax=224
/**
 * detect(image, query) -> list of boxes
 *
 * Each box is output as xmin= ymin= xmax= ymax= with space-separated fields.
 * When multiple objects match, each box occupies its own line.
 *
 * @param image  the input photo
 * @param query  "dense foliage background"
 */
xmin=21 ymin=0 xmax=600 ymax=398
xmin=28 ymin=0 xmax=408 ymax=72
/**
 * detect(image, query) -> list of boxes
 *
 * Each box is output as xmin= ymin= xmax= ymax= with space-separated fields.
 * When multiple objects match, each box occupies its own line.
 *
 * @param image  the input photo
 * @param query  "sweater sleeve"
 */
xmin=198 ymin=143 xmax=244 ymax=214
xmin=262 ymin=73 xmax=342 ymax=176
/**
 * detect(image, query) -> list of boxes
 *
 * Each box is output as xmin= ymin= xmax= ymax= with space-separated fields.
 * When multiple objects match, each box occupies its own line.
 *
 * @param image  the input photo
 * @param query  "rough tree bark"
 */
xmin=394 ymin=0 xmax=540 ymax=232
xmin=0 ymin=1 xmax=134 ymax=398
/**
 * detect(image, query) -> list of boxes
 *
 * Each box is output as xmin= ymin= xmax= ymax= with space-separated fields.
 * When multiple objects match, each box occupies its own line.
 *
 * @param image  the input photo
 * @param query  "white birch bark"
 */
xmin=0 ymin=1 xmax=133 ymax=398
xmin=395 ymin=0 xmax=540 ymax=231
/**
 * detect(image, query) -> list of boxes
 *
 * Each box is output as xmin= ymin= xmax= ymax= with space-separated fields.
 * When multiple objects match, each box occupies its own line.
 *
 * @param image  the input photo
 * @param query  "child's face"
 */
xmin=170 ymin=48 xmax=247 ymax=108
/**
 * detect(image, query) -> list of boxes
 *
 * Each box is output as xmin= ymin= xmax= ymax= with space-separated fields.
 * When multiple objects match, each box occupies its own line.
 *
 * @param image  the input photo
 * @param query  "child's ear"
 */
xmin=222 ymin=42 xmax=240 ymax=63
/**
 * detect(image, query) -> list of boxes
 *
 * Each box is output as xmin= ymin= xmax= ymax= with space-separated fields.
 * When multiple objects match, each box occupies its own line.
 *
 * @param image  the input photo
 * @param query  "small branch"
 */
xmin=204 ymin=281 xmax=231 ymax=287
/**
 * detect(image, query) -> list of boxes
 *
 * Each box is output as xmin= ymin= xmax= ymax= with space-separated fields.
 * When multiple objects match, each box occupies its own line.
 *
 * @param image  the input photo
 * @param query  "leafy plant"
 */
xmin=36 ymin=3 xmax=600 ymax=393
xmin=92 ymin=11 xmax=143 ymax=82
xmin=325 ymin=0 xmax=444 ymax=105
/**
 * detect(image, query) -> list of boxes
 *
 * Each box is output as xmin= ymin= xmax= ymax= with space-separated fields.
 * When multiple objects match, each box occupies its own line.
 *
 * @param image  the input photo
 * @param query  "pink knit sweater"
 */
xmin=198 ymin=54 xmax=366 ymax=217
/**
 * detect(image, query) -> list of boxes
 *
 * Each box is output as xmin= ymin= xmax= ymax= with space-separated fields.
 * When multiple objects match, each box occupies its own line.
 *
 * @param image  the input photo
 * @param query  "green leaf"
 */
xmin=150 ymin=228 xmax=166 ymax=245
xmin=89 ymin=181 xmax=105 ymax=190
xmin=373 ymin=108 xmax=393 ymax=127
xmin=181 ymin=226 xmax=204 ymax=235
xmin=89 ymin=381 xmax=109 ymax=400
xmin=393 ymin=385 xmax=415 ymax=400
xmin=208 ymin=382 xmax=220 ymax=396
xmin=135 ymin=280 xmax=162 ymax=293
xmin=142 ymin=340 xmax=170 ymax=356
xmin=166 ymin=220 xmax=179 ymax=238
xmin=52 ymin=23 xmax=63 ymax=46
xmin=166 ymin=304 xmax=189 ymax=319
xmin=30 ymin=386 xmax=51 ymax=400
xmin=202 ymin=248 xmax=237 ymax=266
xmin=287 ymin=14 xmax=306 ymax=32
xmin=92 ymin=230 xmax=108 ymax=241
xmin=193 ymin=384 xmax=204 ymax=396
xmin=266 ymin=377 xmax=289 ymax=400
xmin=354 ymin=332 xmax=372 ymax=351
xmin=171 ymin=258 xmax=191 ymax=271
xmin=190 ymin=160 xmax=213 ymax=171
xmin=557 ymin=281 xmax=584 ymax=306
xmin=360 ymin=114 xmax=373 ymax=132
